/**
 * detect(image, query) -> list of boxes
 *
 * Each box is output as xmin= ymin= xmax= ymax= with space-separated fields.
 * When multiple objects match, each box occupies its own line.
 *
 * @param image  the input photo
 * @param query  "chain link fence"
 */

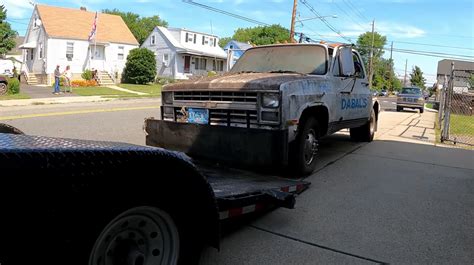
xmin=438 ymin=63 xmax=474 ymax=146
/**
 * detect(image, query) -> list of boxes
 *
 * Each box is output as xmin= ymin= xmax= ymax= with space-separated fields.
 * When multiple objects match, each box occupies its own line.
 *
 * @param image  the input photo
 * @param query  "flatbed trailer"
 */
xmin=0 ymin=128 xmax=309 ymax=265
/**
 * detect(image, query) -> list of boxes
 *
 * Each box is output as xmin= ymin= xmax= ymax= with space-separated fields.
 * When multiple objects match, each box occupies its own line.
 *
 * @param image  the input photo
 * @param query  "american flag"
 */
xmin=88 ymin=12 xmax=98 ymax=42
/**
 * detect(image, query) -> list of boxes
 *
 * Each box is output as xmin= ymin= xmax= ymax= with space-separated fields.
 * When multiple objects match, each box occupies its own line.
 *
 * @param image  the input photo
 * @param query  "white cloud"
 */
xmin=3 ymin=0 xmax=33 ymax=19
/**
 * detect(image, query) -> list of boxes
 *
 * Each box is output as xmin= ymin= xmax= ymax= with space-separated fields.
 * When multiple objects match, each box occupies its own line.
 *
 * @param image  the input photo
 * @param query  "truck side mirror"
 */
xmin=339 ymin=47 xmax=355 ymax=77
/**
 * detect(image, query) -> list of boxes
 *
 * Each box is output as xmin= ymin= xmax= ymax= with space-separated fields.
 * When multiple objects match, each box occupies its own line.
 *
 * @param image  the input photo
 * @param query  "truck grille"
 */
xmin=174 ymin=91 xmax=258 ymax=103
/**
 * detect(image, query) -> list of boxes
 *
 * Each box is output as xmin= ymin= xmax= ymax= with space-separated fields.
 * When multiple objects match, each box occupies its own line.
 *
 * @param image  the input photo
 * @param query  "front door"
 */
xmin=90 ymin=45 xmax=105 ymax=71
xmin=184 ymin=56 xmax=190 ymax=73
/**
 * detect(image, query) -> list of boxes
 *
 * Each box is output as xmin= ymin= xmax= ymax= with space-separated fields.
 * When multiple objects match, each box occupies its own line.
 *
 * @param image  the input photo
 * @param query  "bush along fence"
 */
xmin=438 ymin=62 xmax=474 ymax=147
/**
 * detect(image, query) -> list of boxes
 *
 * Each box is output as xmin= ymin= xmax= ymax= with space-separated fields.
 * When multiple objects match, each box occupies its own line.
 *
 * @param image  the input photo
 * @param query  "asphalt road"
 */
xmin=1 ymin=99 xmax=473 ymax=264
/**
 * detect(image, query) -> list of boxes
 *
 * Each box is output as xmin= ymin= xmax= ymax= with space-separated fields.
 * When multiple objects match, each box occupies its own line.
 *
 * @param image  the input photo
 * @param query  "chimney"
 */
xmin=80 ymin=6 xmax=87 ymax=11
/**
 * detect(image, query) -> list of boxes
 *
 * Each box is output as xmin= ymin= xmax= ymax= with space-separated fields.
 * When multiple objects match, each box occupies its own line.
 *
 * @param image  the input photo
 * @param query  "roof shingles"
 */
xmin=37 ymin=5 xmax=138 ymax=45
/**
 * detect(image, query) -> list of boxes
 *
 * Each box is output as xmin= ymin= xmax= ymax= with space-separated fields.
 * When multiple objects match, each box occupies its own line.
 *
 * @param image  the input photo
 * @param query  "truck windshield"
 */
xmin=401 ymin=87 xmax=421 ymax=95
xmin=231 ymin=45 xmax=328 ymax=75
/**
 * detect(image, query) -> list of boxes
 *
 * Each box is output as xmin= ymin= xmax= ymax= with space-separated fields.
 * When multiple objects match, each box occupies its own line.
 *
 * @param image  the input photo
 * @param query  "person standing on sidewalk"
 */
xmin=62 ymin=65 xmax=72 ymax=93
xmin=53 ymin=65 xmax=61 ymax=95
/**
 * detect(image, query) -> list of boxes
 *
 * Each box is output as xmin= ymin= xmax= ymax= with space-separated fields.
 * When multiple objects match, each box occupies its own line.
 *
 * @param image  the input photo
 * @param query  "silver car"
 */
xmin=397 ymin=87 xmax=425 ymax=113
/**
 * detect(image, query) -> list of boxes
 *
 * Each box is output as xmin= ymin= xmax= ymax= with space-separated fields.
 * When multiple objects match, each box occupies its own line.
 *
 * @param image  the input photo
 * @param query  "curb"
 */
xmin=0 ymin=96 xmax=114 ymax=107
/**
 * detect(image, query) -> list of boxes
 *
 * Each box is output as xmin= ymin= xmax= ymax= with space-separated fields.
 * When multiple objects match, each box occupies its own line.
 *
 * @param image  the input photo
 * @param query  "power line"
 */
xmin=391 ymin=40 xmax=474 ymax=51
xmin=300 ymin=0 xmax=353 ymax=43
xmin=332 ymin=1 xmax=369 ymax=31
xmin=343 ymin=0 xmax=370 ymax=23
xmin=182 ymin=0 xmax=269 ymax=26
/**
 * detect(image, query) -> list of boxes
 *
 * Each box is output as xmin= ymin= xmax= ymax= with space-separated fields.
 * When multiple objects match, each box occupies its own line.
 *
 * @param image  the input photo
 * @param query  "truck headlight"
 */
xmin=163 ymin=92 xmax=173 ymax=104
xmin=262 ymin=93 xmax=280 ymax=108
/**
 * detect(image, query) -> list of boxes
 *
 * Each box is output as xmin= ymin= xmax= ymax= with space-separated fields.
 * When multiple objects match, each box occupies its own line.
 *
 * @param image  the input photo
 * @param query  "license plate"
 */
xmin=188 ymin=108 xmax=209 ymax=124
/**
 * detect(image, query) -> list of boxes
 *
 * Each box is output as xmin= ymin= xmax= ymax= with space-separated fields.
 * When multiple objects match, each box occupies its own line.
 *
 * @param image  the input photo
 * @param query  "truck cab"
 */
xmin=145 ymin=43 xmax=379 ymax=175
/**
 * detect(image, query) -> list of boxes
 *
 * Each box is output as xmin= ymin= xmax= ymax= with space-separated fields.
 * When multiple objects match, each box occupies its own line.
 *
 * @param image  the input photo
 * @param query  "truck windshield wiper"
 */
xmin=234 ymin=71 xmax=259 ymax=74
xmin=268 ymin=70 xmax=303 ymax=74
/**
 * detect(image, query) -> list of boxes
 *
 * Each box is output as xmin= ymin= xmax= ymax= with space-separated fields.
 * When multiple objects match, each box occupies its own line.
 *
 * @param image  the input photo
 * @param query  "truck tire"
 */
xmin=419 ymin=107 xmax=424 ymax=113
xmin=0 ymin=123 xmax=25 ymax=134
xmin=0 ymin=82 xmax=7 ymax=95
xmin=396 ymin=106 xmax=402 ymax=112
xmin=293 ymin=117 xmax=319 ymax=175
xmin=350 ymin=109 xmax=376 ymax=142
xmin=89 ymin=206 xmax=180 ymax=265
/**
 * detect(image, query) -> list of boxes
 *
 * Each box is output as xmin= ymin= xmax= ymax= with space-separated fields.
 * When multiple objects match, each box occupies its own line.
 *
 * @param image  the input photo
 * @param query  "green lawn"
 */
xmin=450 ymin=114 xmax=474 ymax=136
xmin=0 ymin=93 xmax=31 ymax=100
xmin=73 ymin=87 xmax=134 ymax=96
xmin=119 ymin=84 xmax=162 ymax=96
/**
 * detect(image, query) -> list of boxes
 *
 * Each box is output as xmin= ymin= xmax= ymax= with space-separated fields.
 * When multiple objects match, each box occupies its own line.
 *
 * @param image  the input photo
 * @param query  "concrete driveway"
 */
xmin=200 ymin=111 xmax=474 ymax=264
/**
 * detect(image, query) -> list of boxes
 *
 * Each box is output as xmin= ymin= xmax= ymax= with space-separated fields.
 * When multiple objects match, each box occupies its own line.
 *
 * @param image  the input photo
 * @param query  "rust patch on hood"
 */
xmin=164 ymin=73 xmax=321 ymax=91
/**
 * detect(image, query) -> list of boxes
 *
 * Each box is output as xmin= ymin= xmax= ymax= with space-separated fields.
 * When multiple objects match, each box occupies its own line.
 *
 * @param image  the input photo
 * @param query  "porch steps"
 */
xmin=97 ymin=71 xmax=115 ymax=86
xmin=25 ymin=73 xmax=38 ymax=85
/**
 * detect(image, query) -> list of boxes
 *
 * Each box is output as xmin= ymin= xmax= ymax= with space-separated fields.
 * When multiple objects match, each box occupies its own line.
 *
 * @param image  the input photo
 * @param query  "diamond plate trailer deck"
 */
xmin=0 ymin=132 xmax=309 ymax=264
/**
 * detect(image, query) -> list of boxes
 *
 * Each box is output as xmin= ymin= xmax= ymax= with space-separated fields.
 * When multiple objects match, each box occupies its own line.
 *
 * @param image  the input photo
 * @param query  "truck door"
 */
xmin=333 ymin=46 xmax=370 ymax=128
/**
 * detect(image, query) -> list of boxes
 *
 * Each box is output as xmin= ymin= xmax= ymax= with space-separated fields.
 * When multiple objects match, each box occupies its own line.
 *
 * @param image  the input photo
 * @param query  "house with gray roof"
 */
xmin=141 ymin=27 xmax=227 ymax=79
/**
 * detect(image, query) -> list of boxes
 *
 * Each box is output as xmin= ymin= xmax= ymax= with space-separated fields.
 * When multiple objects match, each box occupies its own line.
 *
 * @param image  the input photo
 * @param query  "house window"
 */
xmin=118 ymin=46 xmax=124 ymax=60
xmin=194 ymin=57 xmax=207 ymax=70
xmin=66 ymin=42 xmax=74 ymax=61
xmin=38 ymin=43 xmax=43 ymax=59
xmin=151 ymin=35 xmax=156 ymax=45
xmin=163 ymin=53 xmax=169 ymax=65
xmin=186 ymin=33 xmax=194 ymax=43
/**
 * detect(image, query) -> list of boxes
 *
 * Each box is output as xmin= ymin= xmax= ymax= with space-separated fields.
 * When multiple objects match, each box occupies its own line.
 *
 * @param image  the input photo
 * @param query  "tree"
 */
xmin=0 ymin=5 xmax=17 ymax=57
xmin=123 ymin=48 xmax=156 ymax=84
xmin=218 ymin=37 xmax=232 ymax=48
xmin=355 ymin=31 xmax=387 ymax=69
xmin=410 ymin=66 xmax=426 ymax=89
xmin=231 ymin=24 xmax=289 ymax=46
xmin=103 ymin=9 xmax=167 ymax=45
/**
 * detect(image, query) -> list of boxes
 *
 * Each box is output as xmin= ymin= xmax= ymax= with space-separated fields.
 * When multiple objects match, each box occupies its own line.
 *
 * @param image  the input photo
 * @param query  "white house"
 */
xmin=141 ymin=27 xmax=227 ymax=80
xmin=20 ymin=5 xmax=139 ymax=85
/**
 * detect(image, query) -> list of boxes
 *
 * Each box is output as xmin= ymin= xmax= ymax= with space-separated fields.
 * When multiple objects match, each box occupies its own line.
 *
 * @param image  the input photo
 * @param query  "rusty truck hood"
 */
xmin=164 ymin=73 xmax=324 ymax=91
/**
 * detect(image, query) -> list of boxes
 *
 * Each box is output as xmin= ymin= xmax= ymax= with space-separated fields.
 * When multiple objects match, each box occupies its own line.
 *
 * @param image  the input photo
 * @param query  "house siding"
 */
xmin=142 ymin=28 xmax=176 ymax=78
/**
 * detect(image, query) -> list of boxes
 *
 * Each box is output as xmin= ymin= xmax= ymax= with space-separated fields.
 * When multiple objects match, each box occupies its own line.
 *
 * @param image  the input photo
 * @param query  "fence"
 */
xmin=438 ymin=62 xmax=474 ymax=146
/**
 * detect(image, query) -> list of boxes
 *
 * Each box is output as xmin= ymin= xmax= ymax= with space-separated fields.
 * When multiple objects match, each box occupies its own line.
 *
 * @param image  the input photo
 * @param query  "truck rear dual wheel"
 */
xmin=293 ymin=117 xmax=320 ymax=175
xmin=350 ymin=109 xmax=376 ymax=142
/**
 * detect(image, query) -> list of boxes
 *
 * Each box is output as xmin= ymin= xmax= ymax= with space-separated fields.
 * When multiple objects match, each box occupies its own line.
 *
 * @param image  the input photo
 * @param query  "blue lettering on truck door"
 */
xmin=341 ymin=98 xmax=368 ymax=110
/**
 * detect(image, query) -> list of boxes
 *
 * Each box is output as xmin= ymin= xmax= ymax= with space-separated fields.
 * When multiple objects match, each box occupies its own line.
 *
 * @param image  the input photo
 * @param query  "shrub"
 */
xmin=123 ymin=48 xmax=156 ymax=84
xmin=155 ymin=76 xmax=176 ymax=85
xmin=71 ymin=80 xmax=98 ymax=87
xmin=207 ymin=71 xmax=217 ymax=77
xmin=7 ymin=77 xmax=20 ymax=94
xmin=81 ymin=69 xmax=93 ymax=81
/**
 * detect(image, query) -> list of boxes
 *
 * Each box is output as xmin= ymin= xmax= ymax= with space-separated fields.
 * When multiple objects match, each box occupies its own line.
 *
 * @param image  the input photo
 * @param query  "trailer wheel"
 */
xmin=293 ymin=117 xmax=319 ymax=175
xmin=350 ymin=109 xmax=376 ymax=142
xmin=89 ymin=206 xmax=180 ymax=265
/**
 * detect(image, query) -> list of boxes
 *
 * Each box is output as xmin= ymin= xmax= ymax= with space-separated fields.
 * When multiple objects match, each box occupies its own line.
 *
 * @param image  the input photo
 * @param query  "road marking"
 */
xmin=0 ymin=106 xmax=159 ymax=121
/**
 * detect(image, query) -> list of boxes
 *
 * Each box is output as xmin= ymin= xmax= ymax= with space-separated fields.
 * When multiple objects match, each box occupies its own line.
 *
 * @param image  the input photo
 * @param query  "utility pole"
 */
xmin=368 ymin=20 xmax=375 ymax=89
xmin=290 ymin=0 xmax=298 ymax=42
xmin=389 ymin=41 xmax=393 ymax=91
xmin=403 ymin=59 xmax=408 ymax=86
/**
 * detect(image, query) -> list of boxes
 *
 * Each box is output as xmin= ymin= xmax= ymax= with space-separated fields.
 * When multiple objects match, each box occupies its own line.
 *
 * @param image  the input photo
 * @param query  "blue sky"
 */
xmin=4 ymin=0 xmax=474 ymax=84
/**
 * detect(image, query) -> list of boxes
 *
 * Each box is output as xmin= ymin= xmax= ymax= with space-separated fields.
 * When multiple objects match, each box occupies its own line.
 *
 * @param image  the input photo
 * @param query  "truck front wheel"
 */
xmin=350 ymin=109 xmax=376 ymax=142
xmin=89 ymin=206 xmax=180 ymax=265
xmin=293 ymin=117 xmax=320 ymax=175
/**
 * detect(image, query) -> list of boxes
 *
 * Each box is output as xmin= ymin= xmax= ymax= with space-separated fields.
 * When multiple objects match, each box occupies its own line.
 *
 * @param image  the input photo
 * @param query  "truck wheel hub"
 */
xmin=89 ymin=207 xmax=179 ymax=265
xmin=304 ymin=129 xmax=318 ymax=165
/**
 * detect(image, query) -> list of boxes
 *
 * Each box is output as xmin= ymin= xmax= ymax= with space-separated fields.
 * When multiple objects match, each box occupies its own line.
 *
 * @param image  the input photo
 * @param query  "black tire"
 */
xmin=350 ymin=109 xmax=376 ymax=142
xmin=89 ymin=206 xmax=181 ymax=265
xmin=0 ymin=123 xmax=25 ymax=134
xmin=292 ymin=117 xmax=320 ymax=175
xmin=419 ymin=108 xmax=424 ymax=113
xmin=0 ymin=82 xmax=7 ymax=95
xmin=396 ymin=106 xmax=402 ymax=112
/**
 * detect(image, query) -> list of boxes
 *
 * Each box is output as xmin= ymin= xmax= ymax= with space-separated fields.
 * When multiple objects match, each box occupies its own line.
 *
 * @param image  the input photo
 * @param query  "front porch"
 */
xmin=176 ymin=53 xmax=226 ymax=79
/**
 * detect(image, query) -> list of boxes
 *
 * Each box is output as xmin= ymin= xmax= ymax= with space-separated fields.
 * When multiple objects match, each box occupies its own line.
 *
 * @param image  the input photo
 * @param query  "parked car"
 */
xmin=0 ymin=76 xmax=8 ymax=95
xmin=0 ymin=60 xmax=14 ymax=78
xmin=380 ymin=90 xmax=388 ymax=97
xmin=397 ymin=87 xmax=425 ymax=113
